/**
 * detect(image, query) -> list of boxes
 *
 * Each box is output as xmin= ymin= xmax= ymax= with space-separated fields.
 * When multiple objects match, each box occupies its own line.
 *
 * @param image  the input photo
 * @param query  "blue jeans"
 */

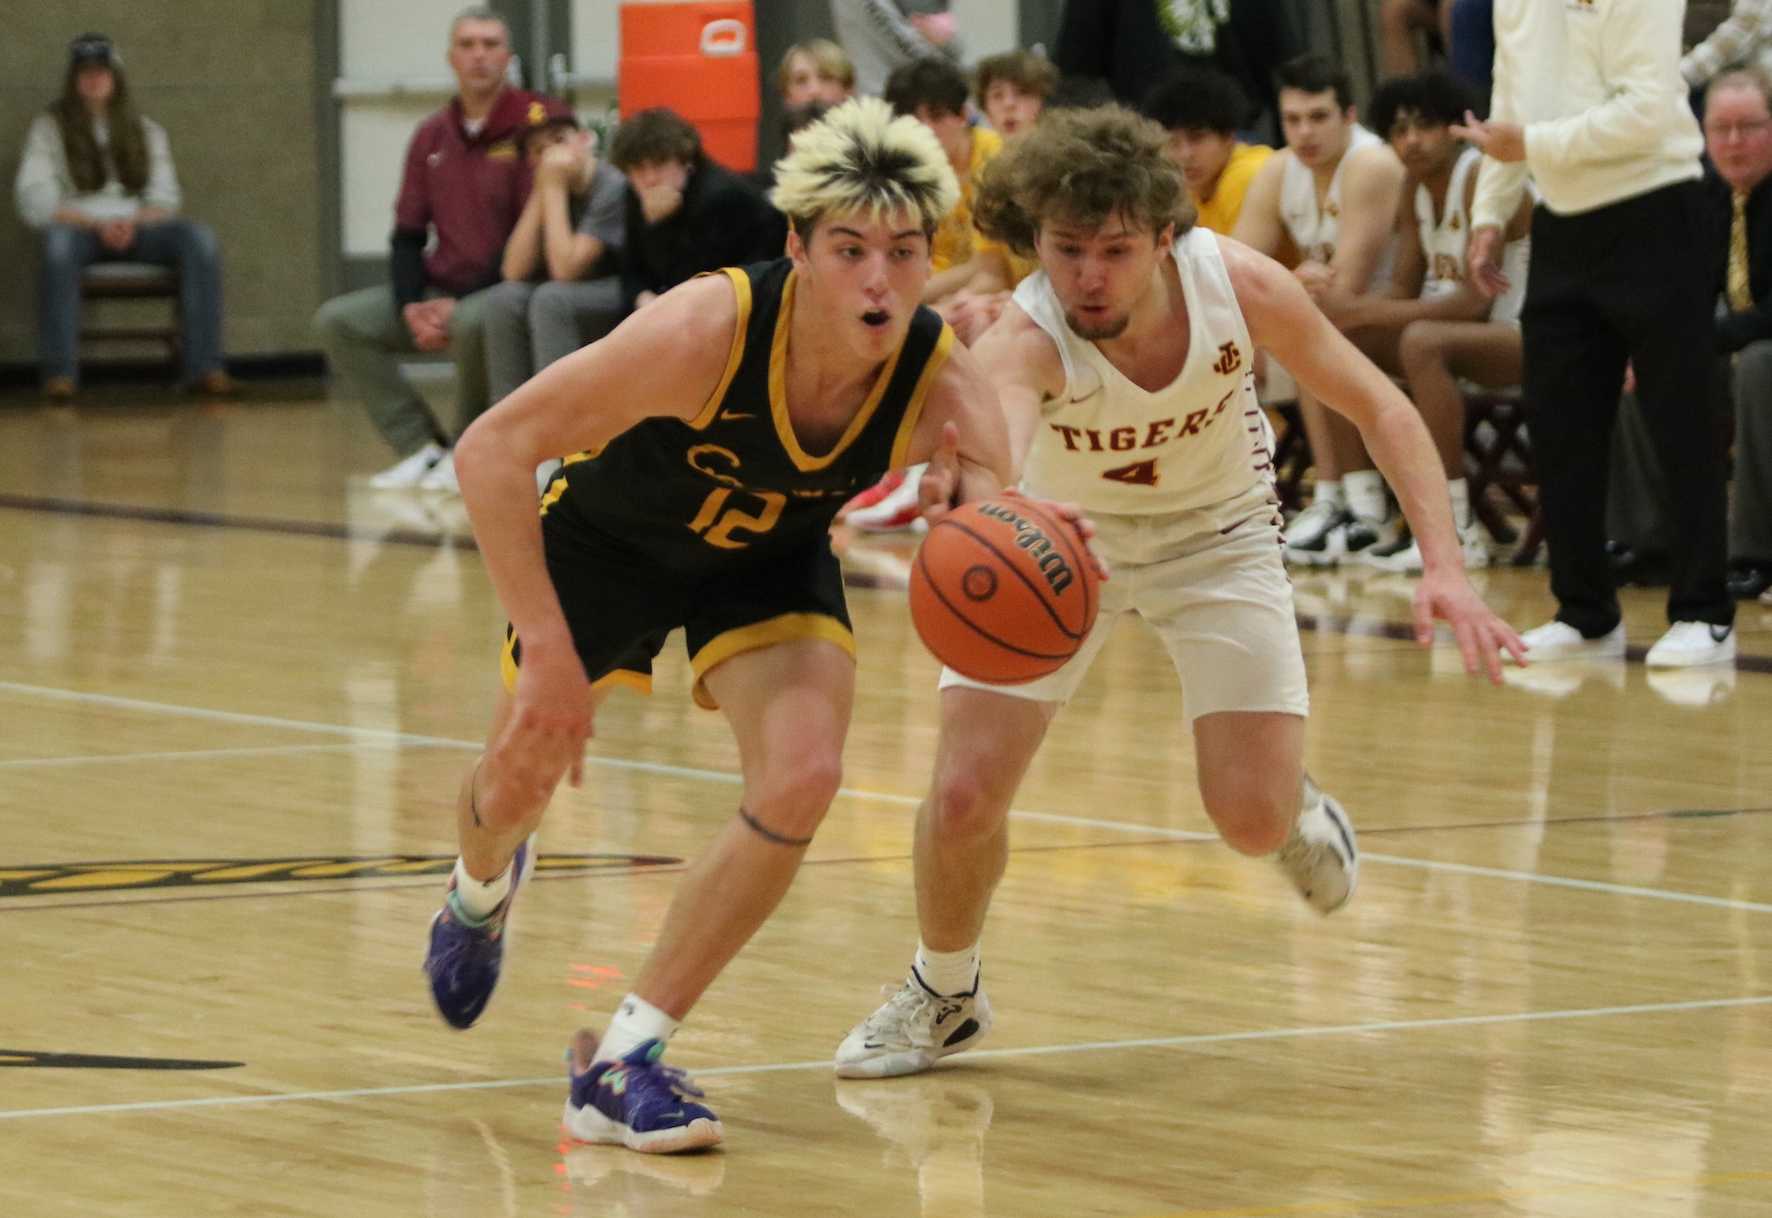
xmin=38 ymin=218 xmax=225 ymax=384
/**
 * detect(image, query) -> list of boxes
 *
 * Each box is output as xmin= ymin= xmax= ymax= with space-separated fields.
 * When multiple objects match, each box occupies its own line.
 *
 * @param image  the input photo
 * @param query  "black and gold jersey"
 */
xmin=543 ymin=257 xmax=954 ymax=570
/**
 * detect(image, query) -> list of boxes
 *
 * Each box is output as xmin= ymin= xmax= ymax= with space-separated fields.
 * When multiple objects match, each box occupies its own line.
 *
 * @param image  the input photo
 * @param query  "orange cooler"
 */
xmin=619 ymin=1 xmax=760 ymax=173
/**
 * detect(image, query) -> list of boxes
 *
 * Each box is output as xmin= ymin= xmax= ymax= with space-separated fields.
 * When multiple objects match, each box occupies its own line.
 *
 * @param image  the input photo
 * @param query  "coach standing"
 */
xmin=1457 ymin=0 xmax=1736 ymax=668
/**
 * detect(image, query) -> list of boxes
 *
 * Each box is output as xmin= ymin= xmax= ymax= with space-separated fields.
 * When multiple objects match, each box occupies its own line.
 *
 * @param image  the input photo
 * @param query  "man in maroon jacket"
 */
xmin=315 ymin=7 xmax=568 ymax=490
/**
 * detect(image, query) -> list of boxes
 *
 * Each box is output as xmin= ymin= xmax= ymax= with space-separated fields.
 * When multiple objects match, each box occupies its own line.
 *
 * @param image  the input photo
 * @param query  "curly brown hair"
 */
xmin=973 ymin=105 xmax=1194 ymax=258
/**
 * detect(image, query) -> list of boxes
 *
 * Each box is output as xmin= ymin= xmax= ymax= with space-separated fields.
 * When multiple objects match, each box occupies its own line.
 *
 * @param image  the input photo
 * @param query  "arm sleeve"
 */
xmin=392 ymin=126 xmax=433 ymax=233
xmin=1471 ymin=0 xmax=1532 ymax=230
xmin=390 ymin=229 xmax=428 ymax=310
xmin=14 ymin=115 xmax=65 ymax=229
xmin=141 ymin=119 xmax=181 ymax=213
xmin=1525 ymin=3 xmax=1686 ymax=170
xmin=1682 ymin=0 xmax=1772 ymax=86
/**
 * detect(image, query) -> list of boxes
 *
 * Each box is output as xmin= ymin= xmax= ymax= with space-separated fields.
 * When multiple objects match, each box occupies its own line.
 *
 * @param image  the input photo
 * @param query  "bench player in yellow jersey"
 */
xmin=420 ymin=98 xmax=1016 ymax=1153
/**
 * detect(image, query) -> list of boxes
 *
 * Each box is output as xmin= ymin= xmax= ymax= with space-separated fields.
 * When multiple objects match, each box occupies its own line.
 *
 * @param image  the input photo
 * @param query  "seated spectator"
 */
xmin=313 ymin=8 xmax=559 ymax=490
xmin=14 ymin=32 xmax=231 ymax=400
xmin=976 ymin=49 xmax=1057 ymax=139
xmin=607 ymin=108 xmax=787 ymax=314
xmin=1142 ymin=65 xmax=1272 ymax=235
xmin=829 ymin=0 xmax=961 ymax=97
xmin=478 ymin=109 xmax=628 ymax=492
xmin=934 ymin=51 xmax=1059 ymax=344
xmin=1306 ymin=70 xmax=1533 ymax=572
xmin=1612 ymin=68 xmax=1772 ymax=601
xmin=1683 ymin=1 xmax=1772 ymax=96
xmin=779 ymin=39 xmax=856 ymax=139
xmin=779 ymin=39 xmax=855 ymax=109
xmin=1233 ymin=54 xmax=1405 ymax=565
xmin=884 ymin=57 xmax=1000 ymax=307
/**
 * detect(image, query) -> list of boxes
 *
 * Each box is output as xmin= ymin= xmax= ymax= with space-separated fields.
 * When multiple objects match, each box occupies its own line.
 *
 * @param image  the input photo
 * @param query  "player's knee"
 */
xmin=1201 ymin=775 xmax=1294 ymax=856
xmin=1397 ymin=320 xmax=1441 ymax=372
xmin=928 ymin=768 xmax=1009 ymax=843
xmin=747 ymin=753 xmax=843 ymax=839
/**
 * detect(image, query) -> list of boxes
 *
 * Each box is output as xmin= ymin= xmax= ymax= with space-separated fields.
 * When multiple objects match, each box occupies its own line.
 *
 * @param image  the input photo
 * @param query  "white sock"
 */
xmin=595 ymin=993 xmax=681 ymax=1064
xmin=1343 ymin=469 xmax=1388 ymax=522
xmin=450 ymin=857 xmax=512 ymax=922
xmin=1447 ymin=478 xmax=1471 ymax=532
xmin=914 ymin=940 xmax=981 ymax=997
xmin=1311 ymin=479 xmax=1345 ymax=510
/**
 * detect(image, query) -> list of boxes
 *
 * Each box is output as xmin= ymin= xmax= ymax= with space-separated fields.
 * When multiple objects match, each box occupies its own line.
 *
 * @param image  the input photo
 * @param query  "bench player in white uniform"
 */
xmin=1234 ymin=54 xmax=1409 ymax=564
xmin=833 ymin=105 xmax=1525 ymax=1080
xmin=1300 ymin=71 xmax=1536 ymax=573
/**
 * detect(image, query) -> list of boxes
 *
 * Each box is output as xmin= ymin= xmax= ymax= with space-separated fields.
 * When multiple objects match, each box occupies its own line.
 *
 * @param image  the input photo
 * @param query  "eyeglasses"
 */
xmin=1705 ymin=119 xmax=1772 ymax=141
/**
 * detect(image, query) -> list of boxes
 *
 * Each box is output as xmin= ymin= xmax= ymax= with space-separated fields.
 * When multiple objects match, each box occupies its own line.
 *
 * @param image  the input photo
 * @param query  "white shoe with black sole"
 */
xmin=1276 ymin=781 xmax=1358 ymax=914
xmin=834 ymin=969 xmax=992 ymax=1079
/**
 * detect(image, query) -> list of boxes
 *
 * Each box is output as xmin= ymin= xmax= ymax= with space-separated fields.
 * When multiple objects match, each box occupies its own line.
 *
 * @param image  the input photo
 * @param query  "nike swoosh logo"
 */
xmin=862 ymin=1041 xmax=886 ymax=1050
xmin=721 ymin=411 xmax=755 ymax=421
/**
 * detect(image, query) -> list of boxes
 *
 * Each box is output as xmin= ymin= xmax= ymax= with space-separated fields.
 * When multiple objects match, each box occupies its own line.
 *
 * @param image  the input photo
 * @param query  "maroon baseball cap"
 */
xmin=520 ymin=96 xmax=579 ymax=145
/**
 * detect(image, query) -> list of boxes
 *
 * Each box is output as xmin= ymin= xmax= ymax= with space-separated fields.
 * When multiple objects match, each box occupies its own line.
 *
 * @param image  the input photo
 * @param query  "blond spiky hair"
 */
xmin=770 ymin=96 xmax=959 ymax=238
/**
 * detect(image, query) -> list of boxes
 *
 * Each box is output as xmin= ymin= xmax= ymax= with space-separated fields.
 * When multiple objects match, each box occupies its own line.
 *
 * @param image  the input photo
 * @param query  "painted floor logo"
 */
xmin=0 ymin=853 xmax=681 ymax=897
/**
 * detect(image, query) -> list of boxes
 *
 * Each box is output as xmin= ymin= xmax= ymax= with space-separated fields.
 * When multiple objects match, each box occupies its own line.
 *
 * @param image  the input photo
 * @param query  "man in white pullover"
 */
xmin=1457 ymin=0 xmax=1736 ymax=668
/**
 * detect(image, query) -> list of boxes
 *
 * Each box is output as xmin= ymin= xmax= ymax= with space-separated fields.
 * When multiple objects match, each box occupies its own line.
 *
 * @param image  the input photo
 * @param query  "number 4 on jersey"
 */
xmin=1101 ymin=459 xmax=1159 ymax=487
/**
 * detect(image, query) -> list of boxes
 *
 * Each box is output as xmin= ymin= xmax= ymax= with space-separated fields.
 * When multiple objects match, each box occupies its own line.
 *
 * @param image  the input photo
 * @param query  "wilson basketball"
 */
xmin=908 ymin=498 xmax=1099 ymax=684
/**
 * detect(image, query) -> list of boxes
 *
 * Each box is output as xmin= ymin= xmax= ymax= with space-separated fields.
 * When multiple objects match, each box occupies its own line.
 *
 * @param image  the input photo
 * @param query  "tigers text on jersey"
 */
xmin=1417 ymin=146 xmax=1531 ymax=324
xmin=544 ymin=258 xmax=953 ymax=568
xmin=1280 ymin=125 xmax=1395 ymax=288
xmin=1012 ymin=227 xmax=1275 ymax=516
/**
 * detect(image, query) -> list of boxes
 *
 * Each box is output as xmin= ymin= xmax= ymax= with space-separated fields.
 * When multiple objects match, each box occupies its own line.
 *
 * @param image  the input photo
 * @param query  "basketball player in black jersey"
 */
xmin=420 ymin=98 xmax=1017 ymax=1153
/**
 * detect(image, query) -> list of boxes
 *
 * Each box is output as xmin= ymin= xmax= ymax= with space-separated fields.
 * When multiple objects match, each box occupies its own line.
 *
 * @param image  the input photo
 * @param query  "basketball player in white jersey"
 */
xmin=1234 ymin=54 xmax=1408 ymax=565
xmin=1304 ymin=71 xmax=1536 ymax=574
xmin=833 ymin=105 xmax=1524 ymax=1080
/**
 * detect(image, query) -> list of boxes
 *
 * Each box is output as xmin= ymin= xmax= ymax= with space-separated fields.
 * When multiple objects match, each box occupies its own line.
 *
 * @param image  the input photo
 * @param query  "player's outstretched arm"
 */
xmin=1224 ymin=237 xmax=1527 ymax=681
xmin=904 ymin=332 xmax=1016 ymax=521
xmin=453 ymin=275 xmax=736 ymax=786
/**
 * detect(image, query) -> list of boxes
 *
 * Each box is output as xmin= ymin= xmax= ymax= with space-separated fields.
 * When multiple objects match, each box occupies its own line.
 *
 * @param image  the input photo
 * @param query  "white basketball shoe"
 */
xmin=834 ymin=969 xmax=993 ymax=1079
xmin=1276 ymin=781 xmax=1359 ymax=914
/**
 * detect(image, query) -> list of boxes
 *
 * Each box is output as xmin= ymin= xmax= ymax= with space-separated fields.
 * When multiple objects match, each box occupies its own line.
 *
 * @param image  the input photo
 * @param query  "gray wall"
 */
xmin=0 ymin=1 xmax=325 ymax=364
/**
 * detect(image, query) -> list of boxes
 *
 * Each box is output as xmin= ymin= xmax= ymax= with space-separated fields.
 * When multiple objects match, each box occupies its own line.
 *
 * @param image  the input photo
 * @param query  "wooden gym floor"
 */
xmin=1 ymin=387 xmax=1769 ymax=1217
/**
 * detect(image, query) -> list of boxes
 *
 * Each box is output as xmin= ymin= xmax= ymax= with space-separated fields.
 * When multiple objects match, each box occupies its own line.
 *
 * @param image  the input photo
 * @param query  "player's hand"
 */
xmin=1451 ymin=111 xmax=1526 ymax=164
xmin=1464 ymin=225 xmax=1509 ymax=300
xmin=492 ymin=637 xmax=594 ymax=806
xmin=917 ymin=420 xmax=964 ymax=524
xmin=1000 ymin=488 xmax=1110 ymax=583
xmin=1412 ymin=568 xmax=1527 ymax=684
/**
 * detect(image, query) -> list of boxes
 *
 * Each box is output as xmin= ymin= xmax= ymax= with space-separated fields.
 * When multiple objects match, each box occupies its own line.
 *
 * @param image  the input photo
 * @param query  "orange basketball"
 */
xmin=908 ymin=498 xmax=1099 ymax=684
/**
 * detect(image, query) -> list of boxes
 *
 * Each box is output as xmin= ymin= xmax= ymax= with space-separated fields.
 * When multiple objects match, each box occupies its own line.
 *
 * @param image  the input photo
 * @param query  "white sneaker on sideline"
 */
xmin=367 ymin=442 xmax=446 ymax=489
xmin=1362 ymin=520 xmax=1490 ymax=574
xmin=1644 ymin=621 xmax=1736 ymax=668
xmin=1276 ymin=782 xmax=1358 ymax=914
xmin=416 ymin=451 xmax=460 ymax=494
xmin=1514 ymin=620 xmax=1625 ymax=663
xmin=1283 ymin=500 xmax=1352 ymax=566
xmin=834 ymin=970 xmax=992 ymax=1079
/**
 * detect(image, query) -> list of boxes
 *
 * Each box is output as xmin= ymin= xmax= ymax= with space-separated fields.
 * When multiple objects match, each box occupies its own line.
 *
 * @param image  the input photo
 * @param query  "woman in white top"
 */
xmin=13 ymin=33 xmax=230 ymax=398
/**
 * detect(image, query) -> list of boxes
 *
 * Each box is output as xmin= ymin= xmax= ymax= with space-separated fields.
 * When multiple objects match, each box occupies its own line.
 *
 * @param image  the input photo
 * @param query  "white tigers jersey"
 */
xmin=1279 ymin=124 xmax=1395 ymax=289
xmin=1013 ymin=227 xmax=1275 ymax=516
xmin=1417 ymin=145 xmax=1531 ymax=323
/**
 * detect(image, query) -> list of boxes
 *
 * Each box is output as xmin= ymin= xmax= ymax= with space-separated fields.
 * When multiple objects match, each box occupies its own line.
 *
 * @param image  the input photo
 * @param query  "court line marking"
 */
xmin=1135 ymin=1169 xmax=1772 ymax=1218
xmin=0 ymin=993 xmax=1765 ymax=1122
xmin=5 ymin=680 xmax=1772 ymax=915
xmin=0 ymin=742 xmax=449 ymax=770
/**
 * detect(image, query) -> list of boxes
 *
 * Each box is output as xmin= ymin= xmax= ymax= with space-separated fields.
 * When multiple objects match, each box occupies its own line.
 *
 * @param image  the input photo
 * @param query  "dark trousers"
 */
xmin=1522 ymin=181 xmax=1733 ymax=636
